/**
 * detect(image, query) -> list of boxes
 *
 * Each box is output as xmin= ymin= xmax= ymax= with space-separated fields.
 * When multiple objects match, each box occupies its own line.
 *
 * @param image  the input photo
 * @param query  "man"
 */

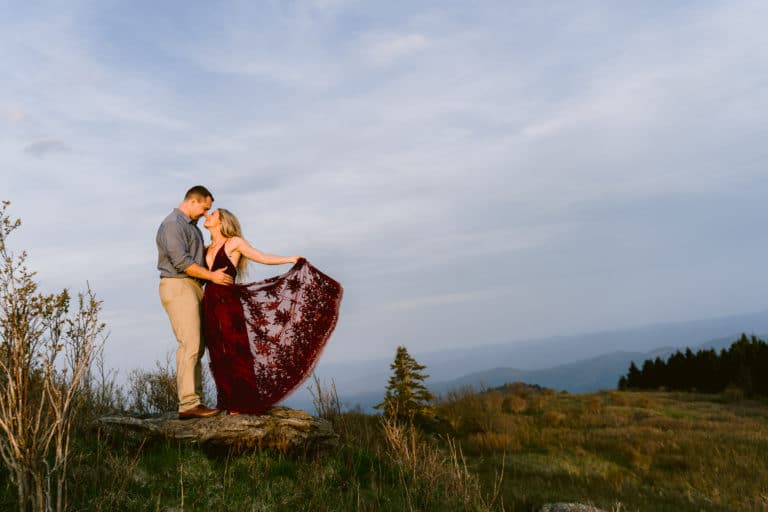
xmin=156 ymin=185 xmax=233 ymax=419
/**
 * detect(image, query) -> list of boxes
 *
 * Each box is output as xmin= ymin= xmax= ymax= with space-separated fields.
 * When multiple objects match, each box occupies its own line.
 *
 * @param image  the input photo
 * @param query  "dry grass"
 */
xmin=379 ymin=416 xmax=502 ymax=511
xmin=436 ymin=388 xmax=768 ymax=511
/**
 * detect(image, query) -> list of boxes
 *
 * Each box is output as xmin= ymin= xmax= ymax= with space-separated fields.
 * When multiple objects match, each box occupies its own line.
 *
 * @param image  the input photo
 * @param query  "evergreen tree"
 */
xmin=621 ymin=361 xmax=641 ymax=389
xmin=375 ymin=346 xmax=435 ymax=422
xmin=618 ymin=333 xmax=768 ymax=397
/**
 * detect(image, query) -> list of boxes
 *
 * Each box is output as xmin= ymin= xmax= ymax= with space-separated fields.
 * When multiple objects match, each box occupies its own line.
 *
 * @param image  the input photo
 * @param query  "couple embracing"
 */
xmin=156 ymin=185 xmax=342 ymax=419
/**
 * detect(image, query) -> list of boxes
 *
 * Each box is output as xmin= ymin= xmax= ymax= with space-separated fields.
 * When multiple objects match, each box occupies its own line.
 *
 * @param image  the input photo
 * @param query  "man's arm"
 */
xmin=158 ymin=222 xmax=233 ymax=285
xmin=184 ymin=263 xmax=233 ymax=285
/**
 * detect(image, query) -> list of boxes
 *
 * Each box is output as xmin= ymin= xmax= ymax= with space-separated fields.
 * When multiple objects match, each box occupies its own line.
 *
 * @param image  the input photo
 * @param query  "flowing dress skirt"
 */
xmin=203 ymin=259 xmax=342 ymax=414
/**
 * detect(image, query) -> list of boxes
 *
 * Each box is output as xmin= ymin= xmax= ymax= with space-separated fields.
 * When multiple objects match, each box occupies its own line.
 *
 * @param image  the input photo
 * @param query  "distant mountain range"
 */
xmin=282 ymin=309 xmax=768 ymax=412
xmin=429 ymin=334 xmax=742 ymax=396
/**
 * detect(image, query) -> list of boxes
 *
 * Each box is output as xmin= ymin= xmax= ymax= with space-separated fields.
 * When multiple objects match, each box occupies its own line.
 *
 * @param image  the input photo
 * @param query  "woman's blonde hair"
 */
xmin=218 ymin=208 xmax=249 ymax=278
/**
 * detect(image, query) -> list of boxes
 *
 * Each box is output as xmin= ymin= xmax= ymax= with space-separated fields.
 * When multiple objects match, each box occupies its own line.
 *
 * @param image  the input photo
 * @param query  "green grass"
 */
xmin=1 ymin=390 xmax=767 ymax=511
xmin=29 ymin=412 xmax=492 ymax=512
xmin=69 ymin=442 xmax=394 ymax=511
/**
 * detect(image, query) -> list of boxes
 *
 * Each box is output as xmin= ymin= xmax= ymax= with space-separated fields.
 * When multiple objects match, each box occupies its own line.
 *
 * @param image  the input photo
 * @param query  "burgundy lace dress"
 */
xmin=202 ymin=245 xmax=343 ymax=414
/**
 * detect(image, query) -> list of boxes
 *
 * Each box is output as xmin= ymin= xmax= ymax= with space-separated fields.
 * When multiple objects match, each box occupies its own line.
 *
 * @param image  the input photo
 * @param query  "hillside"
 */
xmin=6 ymin=389 xmax=763 ymax=511
xmin=437 ymin=388 xmax=768 ymax=511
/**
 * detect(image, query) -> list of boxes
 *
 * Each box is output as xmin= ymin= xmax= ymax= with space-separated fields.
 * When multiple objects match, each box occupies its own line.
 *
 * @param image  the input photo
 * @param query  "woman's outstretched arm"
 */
xmin=229 ymin=236 xmax=301 ymax=265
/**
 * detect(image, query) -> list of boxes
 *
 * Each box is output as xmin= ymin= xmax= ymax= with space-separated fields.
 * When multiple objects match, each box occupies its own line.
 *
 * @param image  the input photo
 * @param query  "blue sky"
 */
xmin=2 ymin=1 xmax=768 ymax=374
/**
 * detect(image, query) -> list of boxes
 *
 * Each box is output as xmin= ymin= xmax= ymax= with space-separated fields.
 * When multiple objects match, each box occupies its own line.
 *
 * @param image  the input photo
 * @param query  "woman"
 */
xmin=202 ymin=208 xmax=342 ymax=415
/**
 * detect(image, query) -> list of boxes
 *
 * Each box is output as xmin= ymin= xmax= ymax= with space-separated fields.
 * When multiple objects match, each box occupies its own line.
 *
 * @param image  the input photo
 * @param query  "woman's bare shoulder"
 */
xmin=227 ymin=236 xmax=249 ymax=249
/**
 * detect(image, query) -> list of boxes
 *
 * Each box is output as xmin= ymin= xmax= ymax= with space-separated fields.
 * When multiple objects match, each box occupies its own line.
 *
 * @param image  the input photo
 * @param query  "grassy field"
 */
xmin=1 ymin=388 xmax=766 ymax=511
xmin=439 ymin=386 xmax=768 ymax=511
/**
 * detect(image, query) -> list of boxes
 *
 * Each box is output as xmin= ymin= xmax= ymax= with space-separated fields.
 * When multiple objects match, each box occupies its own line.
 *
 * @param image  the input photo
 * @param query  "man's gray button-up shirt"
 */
xmin=156 ymin=208 xmax=205 ymax=279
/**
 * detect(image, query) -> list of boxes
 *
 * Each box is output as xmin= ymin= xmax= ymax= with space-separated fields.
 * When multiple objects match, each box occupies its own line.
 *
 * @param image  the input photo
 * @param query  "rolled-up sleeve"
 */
xmin=157 ymin=221 xmax=197 ymax=273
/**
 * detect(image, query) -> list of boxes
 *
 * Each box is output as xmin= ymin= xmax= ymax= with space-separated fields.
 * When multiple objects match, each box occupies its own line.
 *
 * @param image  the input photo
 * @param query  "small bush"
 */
xmin=437 ymin=388 xmax=504 ymax=435
xmin=541 ymin=410 xmax=566 ymax=427
xmin=502 ymin=395 xmax=527 ymax=414
xmin=125 ymin=355 xmax=177 ymax=416
xmin=503 ymin=382 xmax=536 ymax=397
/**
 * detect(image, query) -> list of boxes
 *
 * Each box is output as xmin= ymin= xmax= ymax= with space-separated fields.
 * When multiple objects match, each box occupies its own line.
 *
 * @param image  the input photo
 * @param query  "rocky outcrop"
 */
xmin=95 ymin=406 xmax=338 ymax=454
xmin=539 ymin=504 xmax=608 ymax=512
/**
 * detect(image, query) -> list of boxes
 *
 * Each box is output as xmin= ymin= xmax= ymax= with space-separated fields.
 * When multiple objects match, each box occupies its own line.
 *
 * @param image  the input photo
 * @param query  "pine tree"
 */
xmin=375 ymin=346 xmax=435 ymax=422
xmin=618 ymin=334 xmax=768 ymax=396
xmin=626 ymin=361 xmax=641 ymax=388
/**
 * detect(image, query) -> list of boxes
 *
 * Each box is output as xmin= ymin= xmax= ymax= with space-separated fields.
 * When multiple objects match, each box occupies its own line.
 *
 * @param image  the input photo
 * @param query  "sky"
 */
xmin=2 ymin=0 xmax=768 ymax=376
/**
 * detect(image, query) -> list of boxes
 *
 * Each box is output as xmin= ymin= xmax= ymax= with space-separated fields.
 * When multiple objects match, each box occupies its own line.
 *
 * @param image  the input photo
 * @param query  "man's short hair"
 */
xmin=184 ymin=185 xmax=214 ymax=202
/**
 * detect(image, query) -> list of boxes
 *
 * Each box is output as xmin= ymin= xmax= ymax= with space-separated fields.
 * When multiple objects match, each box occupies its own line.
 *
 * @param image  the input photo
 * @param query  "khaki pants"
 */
xmin=159 ymin=278 xmax=204 ymax=412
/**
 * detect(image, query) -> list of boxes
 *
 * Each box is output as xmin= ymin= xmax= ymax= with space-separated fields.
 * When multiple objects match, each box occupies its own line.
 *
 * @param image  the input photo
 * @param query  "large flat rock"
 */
xmin=95 ymin=406 xmax=338 ymax=453
xmin=539 ymin=504 xmax=608 ymax=512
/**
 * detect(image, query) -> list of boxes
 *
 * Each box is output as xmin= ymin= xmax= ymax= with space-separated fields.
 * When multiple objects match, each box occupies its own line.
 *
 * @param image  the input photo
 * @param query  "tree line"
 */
xmin=618 ymin=334 xmax=768 ymax=396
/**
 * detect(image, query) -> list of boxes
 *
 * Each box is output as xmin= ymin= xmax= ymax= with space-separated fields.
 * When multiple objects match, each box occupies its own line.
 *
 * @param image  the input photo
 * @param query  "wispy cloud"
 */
xmin=23 ymin=139 xmax=70 ymax=158
xmin=364 ymin=32 xmax=428 ymax=65
xmin=382 ymin=289 xmax=510 ymax=311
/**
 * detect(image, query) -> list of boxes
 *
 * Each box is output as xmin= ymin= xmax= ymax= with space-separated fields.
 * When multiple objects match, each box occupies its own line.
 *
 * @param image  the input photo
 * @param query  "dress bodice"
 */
xmin=208 ymin=244 xmax=237 ymax=279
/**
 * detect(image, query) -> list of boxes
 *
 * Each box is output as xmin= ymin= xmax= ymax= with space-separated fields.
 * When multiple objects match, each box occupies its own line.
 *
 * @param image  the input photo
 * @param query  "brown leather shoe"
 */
xmin=178 ymin=405 xmax=221 ymax=420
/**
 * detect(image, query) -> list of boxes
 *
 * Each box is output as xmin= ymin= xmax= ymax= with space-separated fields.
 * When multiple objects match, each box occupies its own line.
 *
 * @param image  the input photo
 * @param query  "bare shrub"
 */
xmin=124 ymin=351 xmax=218 ymax=416
xmin=125 ymin=354 xmax=177 ymax=416
xmin=308 ymin=373 xmax=341 ymax=420
xmin=74 ymin=343 xmax=127 ymax=428
xmin=0 ymin=201 xmax=106 ymax=512
xmin=308 ymin=373 xmax=353 ymax=440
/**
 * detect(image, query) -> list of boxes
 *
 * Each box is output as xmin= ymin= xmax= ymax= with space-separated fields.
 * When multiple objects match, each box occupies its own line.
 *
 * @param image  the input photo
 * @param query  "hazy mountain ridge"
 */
xmin=430 ymin=333 xmax=745 ymax=396
xmin=283 ymin=310 xmax=768 ymax=411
